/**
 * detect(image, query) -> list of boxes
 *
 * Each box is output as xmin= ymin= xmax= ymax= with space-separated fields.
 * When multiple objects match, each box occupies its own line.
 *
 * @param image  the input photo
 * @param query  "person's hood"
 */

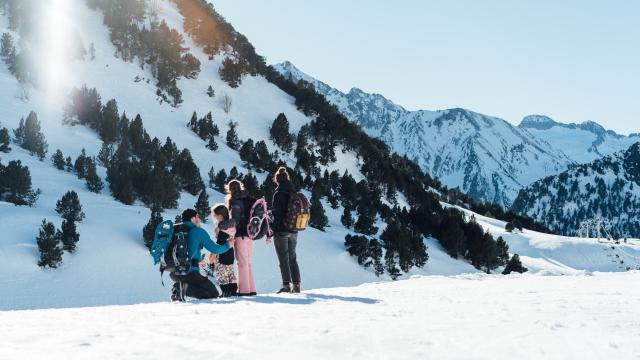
xmin=235 ymin=189 xmax=250 ymax=199
xmin=182 ymin=220 xmax=196 ymax=229
xmin=276 ymin=180 xmax=293 ymax=194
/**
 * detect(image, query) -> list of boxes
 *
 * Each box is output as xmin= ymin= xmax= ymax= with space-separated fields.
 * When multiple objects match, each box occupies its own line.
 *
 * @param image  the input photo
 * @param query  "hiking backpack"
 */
xmin=247 ymin=197 xmax=273 ymax=241
xmin=151 ymin=220 xmax=192 ymax=285
xmin=284 ymin=192 xmax=311 ymax=232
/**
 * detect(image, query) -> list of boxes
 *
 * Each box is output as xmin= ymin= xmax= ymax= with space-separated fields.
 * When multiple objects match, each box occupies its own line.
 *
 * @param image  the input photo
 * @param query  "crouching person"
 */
xmin=171 ymin=208 xmax=234 ymax=302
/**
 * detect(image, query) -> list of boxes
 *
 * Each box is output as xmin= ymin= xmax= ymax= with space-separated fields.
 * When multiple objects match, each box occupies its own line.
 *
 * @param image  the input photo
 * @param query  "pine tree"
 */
xmin=143 ymin=205 xmax=164 ymax=249
xmin=208 ymin=167 xmax=216 ymax=189
xmin=85 ymin=158 xmax=104 ymax=193
xmin=172 ymin=149 xmax=204 ymax=195
xmin=270 ymin=113 xmax=294 ymax=153
xmin=505 ymin=222 xmax=515 ymax=233
xmin=60 ymin=219 xmax=80 ymax=253
xmin=36 ymin=219 xmax=63 ymax=268
xmin=97 ymin=142 xmax=114 ymax=167
xmin=65 ymin=156 xmax=73 ymax=172
xmin=195 ymin=189 xmax=210 ymax=223
xmin=107 ymin=138 xmax=135 ymax=205
xmin=14 ymin=111 xmax=48 ymax=160
xmin=384 ymin=248 xmax=401 ymax=280
xmin=239 ymin=139 xmax=255 ymax=167
xmin=0 ymin=127 xmax=10 ymax=153
xmin=228 ymin=166 xmax=240 ymax=181
xmin=100 ymin=99 xmax=120 ymax=143
xmin=206 ymin=85 xmax=215 ymax=98
xmin=51 ymin=149 xmax=65 ymax=170
xmin=219 ymin=57 xmax=243 ymax=87
xmin=502 ymin=254 xmax=528 ymax=275
xmin=0 ymin=160 xmax=40 ymax=206
xmin=1 ymin=33 xmax=15 ymax=61
xmin=56 ymin=191 xmax=85 ymax=222
xmin=341 ymin=206 xmax=354 ymax=228
xmin=259 ymin=173 xmax=277 ymax=203
xmin=213 ymin=169 xmax=227 ymax=192
xmin=344 ymin=234 xmax=370 ymax=266
xmin=226 ymin=121 xmax=240 ymax=150
xmin=206 ymin=136 xmax=218 ymax=151
xmin=309 ymin=191 xmax=328 ymax=231
xmin=74 ymin=149 xmax=89 ymax=178
xmin=496 ymin=236 xmax=509 ymax=265
xmin=189 ymin=111 xmax=198 ymax=132
xmin=354 ymin=205 xmax=378 ymax=236
xmin=369 ymin=239 xmax=385 ymax=277
xmin=254 ymin=140 xmax=273 ymax=171
xmin=243 ymin=172 xmax=259 ymax=196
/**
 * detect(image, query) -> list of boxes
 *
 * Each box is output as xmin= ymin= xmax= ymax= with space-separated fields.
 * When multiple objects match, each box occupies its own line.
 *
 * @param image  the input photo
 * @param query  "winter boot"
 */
xmin=229 ymin=283 xmax=238 ymax=297
xmin=277 ymin=283 xmax=291 ymax=294
xmin=171 ymin=282 xmax=187 ymax=302
xmin=292 ymin=283 xmax=301 ymax=294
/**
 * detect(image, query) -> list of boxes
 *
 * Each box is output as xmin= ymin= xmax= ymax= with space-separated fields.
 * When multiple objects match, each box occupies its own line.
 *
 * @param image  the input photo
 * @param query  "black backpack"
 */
xmin=234 ymin=196 xmax=256 ymax=237
xmin=153 ymin=222 xmax=193 ymax=285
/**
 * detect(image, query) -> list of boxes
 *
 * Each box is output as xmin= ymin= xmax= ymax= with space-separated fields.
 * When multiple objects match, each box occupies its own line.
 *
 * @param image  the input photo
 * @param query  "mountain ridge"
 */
xmin=274 ymin=61 xmax=639 ymax=208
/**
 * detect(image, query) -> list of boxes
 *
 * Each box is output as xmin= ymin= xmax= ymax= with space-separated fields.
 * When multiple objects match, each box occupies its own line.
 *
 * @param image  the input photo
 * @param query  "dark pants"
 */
xmin=170 ymin=271 xmax=219 ymax=299
xmin=274 ymin=232 xmax=300 ymax=284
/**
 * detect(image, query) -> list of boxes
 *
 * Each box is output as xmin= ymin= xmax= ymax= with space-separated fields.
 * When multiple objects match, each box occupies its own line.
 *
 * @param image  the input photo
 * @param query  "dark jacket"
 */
xmin=216 ymin=219 xmax=236 ymax=265
xmin=182 ymin=221 xmax=231 ymax=271
xmin=272 ymin=181 xmax=297 ymax=233
xmin=229 ymin=190 xmax=255 ymax=237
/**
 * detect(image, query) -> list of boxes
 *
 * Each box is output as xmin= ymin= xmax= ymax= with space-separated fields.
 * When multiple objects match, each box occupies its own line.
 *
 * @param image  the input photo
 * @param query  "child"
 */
xmin=212 ymin=204 xmax=238 ymax=297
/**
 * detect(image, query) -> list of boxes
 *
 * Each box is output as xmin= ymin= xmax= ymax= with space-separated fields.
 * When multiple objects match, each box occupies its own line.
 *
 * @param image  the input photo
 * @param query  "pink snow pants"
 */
xmin=234 ymin=236 xmax=256 ymax=294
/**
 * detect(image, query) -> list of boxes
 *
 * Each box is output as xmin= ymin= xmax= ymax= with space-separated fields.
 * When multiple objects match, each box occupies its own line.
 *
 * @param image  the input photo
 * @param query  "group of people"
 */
xmin=170 ymin=167 xmax=301 ymax=301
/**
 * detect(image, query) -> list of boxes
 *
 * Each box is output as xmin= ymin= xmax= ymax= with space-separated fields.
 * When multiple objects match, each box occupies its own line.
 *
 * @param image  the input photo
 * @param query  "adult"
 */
xmin=226 ymin=180 xmax=258 ymax=296
xmin=170 ymin=209 xmax=234 ymax=301
xmin=271 ymin=167 xmax=301 ymax=293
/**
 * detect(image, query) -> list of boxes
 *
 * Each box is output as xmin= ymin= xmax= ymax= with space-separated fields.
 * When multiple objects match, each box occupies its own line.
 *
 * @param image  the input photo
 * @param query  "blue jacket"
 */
xmin=183 ymin=221 xmax=231 ymax=271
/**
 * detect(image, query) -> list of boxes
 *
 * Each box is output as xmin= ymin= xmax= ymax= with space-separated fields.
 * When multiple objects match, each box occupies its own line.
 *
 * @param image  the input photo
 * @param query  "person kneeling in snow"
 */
xmin=170 ymin=209 xmax=234 ymax=301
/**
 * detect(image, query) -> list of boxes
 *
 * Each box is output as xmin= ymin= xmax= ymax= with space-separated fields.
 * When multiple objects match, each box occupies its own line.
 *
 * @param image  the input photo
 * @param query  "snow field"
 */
xmin=2 ymin=272 xmax=640 ymax=360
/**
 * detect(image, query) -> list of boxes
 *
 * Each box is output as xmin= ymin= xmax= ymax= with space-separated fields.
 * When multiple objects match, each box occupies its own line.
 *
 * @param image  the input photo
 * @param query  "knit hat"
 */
xmin=181 ymin=208 xmax=198 ymax=222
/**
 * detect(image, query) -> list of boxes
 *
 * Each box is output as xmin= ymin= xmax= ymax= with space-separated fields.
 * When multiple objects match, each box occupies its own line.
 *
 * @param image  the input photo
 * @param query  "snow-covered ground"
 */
xmin=3 ymin=272 xmax=640 ymax=360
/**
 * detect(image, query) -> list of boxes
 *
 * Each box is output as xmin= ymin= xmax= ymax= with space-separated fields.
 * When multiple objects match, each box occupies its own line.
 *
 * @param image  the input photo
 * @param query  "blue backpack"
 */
xmin=151 ymin=220 xmax=192 ymax=285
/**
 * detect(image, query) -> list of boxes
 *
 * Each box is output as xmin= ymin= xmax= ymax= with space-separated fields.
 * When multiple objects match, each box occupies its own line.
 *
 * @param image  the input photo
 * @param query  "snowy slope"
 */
xmin=453 ymin=205 xmax=640 ymax=274
xmin=275 ymin=61 xmax=638 ymax=208
xmin=3 ymin=272 xmax=640 ymax=360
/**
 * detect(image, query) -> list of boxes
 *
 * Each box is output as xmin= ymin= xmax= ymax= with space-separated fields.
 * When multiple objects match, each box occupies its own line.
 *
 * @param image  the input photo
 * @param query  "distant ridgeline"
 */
xmin=513 ymin=142 xmax=640 ymax=238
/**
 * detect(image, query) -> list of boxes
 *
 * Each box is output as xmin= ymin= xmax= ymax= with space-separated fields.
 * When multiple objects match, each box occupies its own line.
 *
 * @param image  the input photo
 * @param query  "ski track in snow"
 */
xmin=2 ymin=273 xmax=640 ymax=360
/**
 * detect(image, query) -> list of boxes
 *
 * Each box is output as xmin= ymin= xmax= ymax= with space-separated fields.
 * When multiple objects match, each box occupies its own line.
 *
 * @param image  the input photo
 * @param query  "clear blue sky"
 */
xmin=213 ymin=0 xmax=639 ymax=135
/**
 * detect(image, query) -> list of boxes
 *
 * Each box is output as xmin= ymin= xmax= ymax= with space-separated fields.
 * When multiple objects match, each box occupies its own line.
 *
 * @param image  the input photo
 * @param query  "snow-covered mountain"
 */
xmin=512 ymin=142 xmax=640 ymax=238
xmin=519 ymin=115 xmax=640 ymax=165
xmin=275 ymin=61 xmax=638 ymax=208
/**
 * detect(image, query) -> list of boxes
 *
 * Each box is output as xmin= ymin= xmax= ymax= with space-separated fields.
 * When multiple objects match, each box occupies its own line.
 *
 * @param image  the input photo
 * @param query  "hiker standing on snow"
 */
xmin=211 ymin=204 xmax=238 ymax=297
xmin=226 ymin=180 xmax=258 ymax=296
xmin=271 ymin=167 xmax=302 ymax=293
xmin=170 ymin=209 xmax=234 ymax=301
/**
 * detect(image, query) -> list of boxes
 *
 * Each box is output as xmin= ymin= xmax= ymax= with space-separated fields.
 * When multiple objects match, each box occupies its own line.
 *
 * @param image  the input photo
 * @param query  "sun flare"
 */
xmin=39 ymin=0 xmax=74 ymax=103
